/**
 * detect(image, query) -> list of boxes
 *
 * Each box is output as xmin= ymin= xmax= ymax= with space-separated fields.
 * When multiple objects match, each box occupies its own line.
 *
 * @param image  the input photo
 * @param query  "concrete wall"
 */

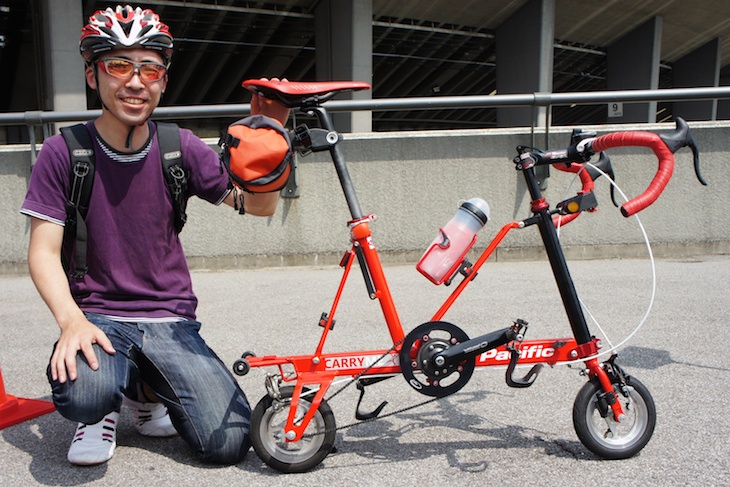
xmin=2 ymin=121 xmax=728 ymax=274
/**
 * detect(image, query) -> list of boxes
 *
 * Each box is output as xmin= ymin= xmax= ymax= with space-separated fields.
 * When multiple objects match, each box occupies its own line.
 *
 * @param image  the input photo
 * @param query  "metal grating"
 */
xmin=3 ymin=0 xmax=729 ymax=138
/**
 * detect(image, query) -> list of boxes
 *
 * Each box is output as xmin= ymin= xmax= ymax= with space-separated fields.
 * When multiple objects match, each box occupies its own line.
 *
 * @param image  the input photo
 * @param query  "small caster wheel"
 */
xmin=233 ymin=358 xmax=250 ymax=376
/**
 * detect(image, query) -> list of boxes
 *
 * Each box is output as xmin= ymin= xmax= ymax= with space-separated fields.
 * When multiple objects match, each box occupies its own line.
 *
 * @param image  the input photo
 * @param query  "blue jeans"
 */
xmin=47 ymin=313 xmax=251 ymax=464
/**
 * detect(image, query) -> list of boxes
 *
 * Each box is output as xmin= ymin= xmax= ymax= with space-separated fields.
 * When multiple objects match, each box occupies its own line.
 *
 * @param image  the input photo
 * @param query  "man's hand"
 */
xmin=250 ymin=77 xmax=291 ymax=125
xmin=50 ymin=318 xmax=115 ymax=383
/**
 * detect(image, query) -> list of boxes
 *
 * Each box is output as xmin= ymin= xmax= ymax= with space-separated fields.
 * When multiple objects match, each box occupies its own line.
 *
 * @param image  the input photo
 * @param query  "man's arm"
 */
xmin=28 ymin=217 xmax=115 ymax=383
xmin=221 ymin=79 xmax=290 ymax=216
xmin=222 ymin=187 xmax=279 ymax=216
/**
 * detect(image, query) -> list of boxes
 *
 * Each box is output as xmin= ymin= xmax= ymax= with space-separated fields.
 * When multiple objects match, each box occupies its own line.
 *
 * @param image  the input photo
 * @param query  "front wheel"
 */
xmin=573 ymin=375 xmax=656 ymax=459
xmin=250 ymin=386 xmax=336 ymax=473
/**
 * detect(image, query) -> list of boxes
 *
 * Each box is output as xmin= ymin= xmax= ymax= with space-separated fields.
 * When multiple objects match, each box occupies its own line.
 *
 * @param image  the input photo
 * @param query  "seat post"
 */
xmin=309 ymin=106 xmax=364 ymax=220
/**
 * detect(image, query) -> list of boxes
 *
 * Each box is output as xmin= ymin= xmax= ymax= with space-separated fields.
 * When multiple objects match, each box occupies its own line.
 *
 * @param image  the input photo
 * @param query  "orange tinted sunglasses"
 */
xmin=98 ymin=57 xmax=167 ymax=82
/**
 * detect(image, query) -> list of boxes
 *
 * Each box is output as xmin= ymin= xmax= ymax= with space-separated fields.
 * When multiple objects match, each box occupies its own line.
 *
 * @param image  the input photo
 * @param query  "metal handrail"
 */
xmin=5 ymin=86 xmax=730 ymax=168
xmin=3 ymin=86 xmax=730 ymax=125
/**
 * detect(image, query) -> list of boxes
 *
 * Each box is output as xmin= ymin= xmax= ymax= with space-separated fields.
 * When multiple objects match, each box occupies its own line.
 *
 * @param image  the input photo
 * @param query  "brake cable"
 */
xmin=555 ymin=162 xmax=657 ymax=366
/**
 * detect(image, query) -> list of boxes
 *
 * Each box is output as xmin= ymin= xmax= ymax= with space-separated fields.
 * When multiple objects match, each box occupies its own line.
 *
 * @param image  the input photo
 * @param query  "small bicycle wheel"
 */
xmin=573 ymin=375 xmax=656 ymax=459
xmin=250 ymin=386 xmax=336 ymax=473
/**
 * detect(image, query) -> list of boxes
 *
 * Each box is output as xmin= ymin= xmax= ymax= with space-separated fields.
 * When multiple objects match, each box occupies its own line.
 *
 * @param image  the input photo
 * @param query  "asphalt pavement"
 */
xmin=1 ymin=255 xmax=729 ymax=486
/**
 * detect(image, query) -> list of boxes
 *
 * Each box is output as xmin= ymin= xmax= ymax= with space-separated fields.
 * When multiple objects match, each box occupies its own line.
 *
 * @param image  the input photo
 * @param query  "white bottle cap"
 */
xmin=460 ymin=198 xmax=490 ymax=225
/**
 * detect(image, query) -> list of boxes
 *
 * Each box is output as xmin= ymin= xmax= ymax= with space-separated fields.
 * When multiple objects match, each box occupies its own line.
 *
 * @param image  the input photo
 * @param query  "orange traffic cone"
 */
xmin=0 ymin=368 xmax=55 ymax=429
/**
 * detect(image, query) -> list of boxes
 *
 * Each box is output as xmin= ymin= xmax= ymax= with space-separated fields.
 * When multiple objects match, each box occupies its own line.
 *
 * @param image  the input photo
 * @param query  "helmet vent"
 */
xmin=138 ymin=25 xmax=152 ymax=38
xmin=99 ymin=25 xmax=116 ymax=38
xmin=120 ymin=21 xmax=133 ymax=37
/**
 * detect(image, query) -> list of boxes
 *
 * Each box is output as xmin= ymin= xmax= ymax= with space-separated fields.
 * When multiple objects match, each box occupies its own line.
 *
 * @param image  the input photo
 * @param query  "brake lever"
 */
xmin=585 ymin=151 xmax=614 ymax=181
xmin=584 ymin=151 xmax=620 ymax=208
xmin=659 ymin=117 xmax=707 ymax=186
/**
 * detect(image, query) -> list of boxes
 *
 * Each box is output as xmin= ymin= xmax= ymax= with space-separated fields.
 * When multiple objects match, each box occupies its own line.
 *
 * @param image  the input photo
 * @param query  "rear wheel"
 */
xmin=573 ymin=375 xmax=655 ymax=459
xmin=250 ymin=386 xmax=336 ymax=473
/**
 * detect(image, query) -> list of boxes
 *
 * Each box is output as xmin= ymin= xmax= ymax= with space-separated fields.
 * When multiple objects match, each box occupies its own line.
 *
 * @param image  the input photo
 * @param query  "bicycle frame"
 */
xmin=243 ymin=103 xmax=621 ymax=442
xmin=231 ymin=79 xmax=706 ymax=470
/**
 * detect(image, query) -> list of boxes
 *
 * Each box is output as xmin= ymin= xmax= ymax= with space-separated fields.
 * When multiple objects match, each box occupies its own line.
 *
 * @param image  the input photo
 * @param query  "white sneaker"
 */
xmin=67 ymin=412 xmax=118 ymax=466
xmin=122 ymin=396 xmax=178 ymax=437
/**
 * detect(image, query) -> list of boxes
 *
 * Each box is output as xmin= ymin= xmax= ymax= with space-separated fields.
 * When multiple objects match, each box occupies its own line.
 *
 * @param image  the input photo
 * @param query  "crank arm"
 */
xmin=434 ymin=327 xmax=516 ymax=367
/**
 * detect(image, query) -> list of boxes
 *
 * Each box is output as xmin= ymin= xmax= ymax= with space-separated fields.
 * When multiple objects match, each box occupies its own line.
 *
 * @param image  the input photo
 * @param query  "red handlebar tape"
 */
xmin=591 ymin=132 xmax=674 ymax=217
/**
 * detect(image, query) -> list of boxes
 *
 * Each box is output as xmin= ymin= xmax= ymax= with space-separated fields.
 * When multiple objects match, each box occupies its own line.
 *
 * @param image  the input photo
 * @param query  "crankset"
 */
xmin=399 ymin=321 xmax=475 ymax=397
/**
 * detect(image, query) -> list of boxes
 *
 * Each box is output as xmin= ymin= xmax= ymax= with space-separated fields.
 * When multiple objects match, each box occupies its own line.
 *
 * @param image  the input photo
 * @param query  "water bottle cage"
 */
xmin=436 ymin=229 xmax=450 ymax=248
xmin=444 ymin=258 xmax=475 ymax=286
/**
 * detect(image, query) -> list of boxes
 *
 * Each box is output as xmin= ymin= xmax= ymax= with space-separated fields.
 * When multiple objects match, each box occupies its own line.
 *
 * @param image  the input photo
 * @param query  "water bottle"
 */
xmin=417 ymin=198 xmax=490 ymax=285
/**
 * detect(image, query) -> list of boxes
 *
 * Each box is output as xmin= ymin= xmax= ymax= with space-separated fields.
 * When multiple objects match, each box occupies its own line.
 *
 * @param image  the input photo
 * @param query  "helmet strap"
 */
xmin=125 ymin=125 xmax=136 ymax=150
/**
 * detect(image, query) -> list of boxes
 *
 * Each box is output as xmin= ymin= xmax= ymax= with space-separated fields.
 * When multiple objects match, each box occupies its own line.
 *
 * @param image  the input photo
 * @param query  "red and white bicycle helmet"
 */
xmin=80 ymin=5 xmax=173 ymax=64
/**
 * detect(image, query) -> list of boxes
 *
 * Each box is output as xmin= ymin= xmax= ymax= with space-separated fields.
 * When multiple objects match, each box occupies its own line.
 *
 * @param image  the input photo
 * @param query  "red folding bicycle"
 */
xmin=231 ymin=79 xmax=705 ymax=473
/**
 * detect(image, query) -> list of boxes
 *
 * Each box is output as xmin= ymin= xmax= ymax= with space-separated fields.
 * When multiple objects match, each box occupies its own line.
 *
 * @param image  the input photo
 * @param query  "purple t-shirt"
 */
xmin=21 ymin=122 xmax=230 ymax=320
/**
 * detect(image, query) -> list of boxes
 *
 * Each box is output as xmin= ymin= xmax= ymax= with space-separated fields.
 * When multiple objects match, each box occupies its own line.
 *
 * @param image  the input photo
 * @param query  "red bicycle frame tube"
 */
xmin=431 ymin=221 xmax=519 ymax=321
xmin=348 ymin=216 xmax=405 ymax=344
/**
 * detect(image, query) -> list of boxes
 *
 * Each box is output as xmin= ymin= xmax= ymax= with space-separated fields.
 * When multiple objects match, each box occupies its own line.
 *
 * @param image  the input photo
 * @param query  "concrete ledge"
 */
xmin=180 ymin=240 xmax=730 ymax=273
xmin=4 ymin=121 xmax=730 ymax=275
xmin=4 ymin=241 xmax=726 ymax=276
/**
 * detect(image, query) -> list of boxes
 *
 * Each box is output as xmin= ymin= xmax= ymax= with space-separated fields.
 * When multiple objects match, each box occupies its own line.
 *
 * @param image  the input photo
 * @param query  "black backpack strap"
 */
xmin=157 ymin=122 xmax=188 ymax=233
xmin=60 ymin=124 xmax=96 ymax=279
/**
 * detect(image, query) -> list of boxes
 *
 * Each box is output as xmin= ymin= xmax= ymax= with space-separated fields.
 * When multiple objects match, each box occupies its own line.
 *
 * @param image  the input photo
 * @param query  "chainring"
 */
xmin=399 ymin=321 xmax=475 ymax=397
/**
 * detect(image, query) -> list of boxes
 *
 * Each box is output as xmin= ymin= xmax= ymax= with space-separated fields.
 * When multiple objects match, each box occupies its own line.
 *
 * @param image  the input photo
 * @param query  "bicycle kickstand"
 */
xmin=354 ymin=377 xmax=390 ymax=420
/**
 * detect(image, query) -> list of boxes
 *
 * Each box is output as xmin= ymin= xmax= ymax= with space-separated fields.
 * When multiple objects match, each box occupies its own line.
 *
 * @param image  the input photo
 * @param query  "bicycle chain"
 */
xmin=324 ymin=336 xmax=405 ymax=403
xmin=300 ymin=335 xmax=446 ymax=438
xmin=304 ymin=395 xmax=441 ymax=437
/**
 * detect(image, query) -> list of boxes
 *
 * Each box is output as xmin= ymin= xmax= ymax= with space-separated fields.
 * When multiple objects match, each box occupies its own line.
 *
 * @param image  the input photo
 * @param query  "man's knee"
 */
xmin=47 ymin=350 xmax=124 ymax=424
xmin=200 ymin=428 xmax=251 ymax=465
xmin=52 ymin=390 xmax=121 ymax=424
